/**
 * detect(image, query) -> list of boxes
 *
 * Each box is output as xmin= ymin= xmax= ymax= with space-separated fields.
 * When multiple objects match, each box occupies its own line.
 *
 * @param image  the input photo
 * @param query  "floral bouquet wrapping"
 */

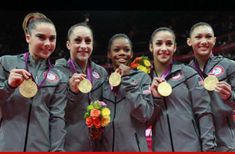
xmin=84 ymin=100 xmax=111 ymax=140
xmin=130 ymin=56 xmax=151 ymax=74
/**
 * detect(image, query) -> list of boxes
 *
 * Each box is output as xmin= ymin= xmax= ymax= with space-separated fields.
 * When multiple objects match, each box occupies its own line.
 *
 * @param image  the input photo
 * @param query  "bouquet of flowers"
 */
xmin=130 ymin=56 xmax=151 ymax=74
xmin=84 ymin=100 xmax=111 ymax=140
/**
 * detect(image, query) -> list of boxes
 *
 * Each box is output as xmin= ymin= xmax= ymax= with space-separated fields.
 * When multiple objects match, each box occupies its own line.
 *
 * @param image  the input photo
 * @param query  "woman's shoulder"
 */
xmin=91 ymin=61 xmax=108 ymax=74
xmin=175 ymin=63 xmax=198 ymax=77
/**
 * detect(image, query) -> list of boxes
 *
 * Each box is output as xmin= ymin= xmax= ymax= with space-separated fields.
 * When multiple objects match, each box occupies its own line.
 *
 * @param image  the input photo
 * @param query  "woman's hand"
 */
xmin=69 ymin=73 xmax=86 ymax=93
xmin=8 ymin=69 xmax=31 ymax=88
xmin=150 ymin=77 xmax=165 ymax=98
xmin=116 ymin=64 xmax=131 ymax=76
xmin=215 ymin=81 xmax=232 ymax=101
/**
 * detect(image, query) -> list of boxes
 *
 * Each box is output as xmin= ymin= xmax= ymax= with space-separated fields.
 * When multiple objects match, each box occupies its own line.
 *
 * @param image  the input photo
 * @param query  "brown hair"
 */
xmin=22 ymin=12 xmax=47 ymax=34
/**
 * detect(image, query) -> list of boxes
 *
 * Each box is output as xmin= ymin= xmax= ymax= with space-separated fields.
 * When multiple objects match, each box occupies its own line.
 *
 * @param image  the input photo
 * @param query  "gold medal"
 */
xmin=19 ymin=78 xmax=38 ymax=98
xmin=109 ymin=72 xmax=121 ymax=87
xmin=203 ymin=75 xmax=219 ymax=91
xmin=157 ymin=81 xmax=172 ymax=97
xmin=78 ymin=79 xmax=92 ymax=93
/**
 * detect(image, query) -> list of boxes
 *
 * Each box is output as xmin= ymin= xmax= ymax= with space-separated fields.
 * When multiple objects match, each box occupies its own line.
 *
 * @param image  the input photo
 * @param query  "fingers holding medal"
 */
xmin=109 ymin=69 xmax=121 ymax=87
xmin=8 ymin=69 xmax=31 ymax=88
xmin=19 ymin=78 xmax=38 ymax=98
xmin=151 ymin=77 xmax=172 ymax=97
xmin=69 ymin=73 xmax=92 ymax=93
xmin=157 ymin=81 xmax=172 ymax=97
xmin=78 ymin=78 xmax=92 ymax=93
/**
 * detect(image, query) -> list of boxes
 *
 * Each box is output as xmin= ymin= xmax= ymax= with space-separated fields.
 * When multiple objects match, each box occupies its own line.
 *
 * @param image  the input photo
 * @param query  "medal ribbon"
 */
xmin=193 ymin=58 xmax=209 ymax=79
xmin=68 ymin=58 xmax=93 ymax=103
xmin=23 ymin=52 xmax=51 ymax=89
xmin=154 ymin=63 xmax=173 ymax=80
xmin=68 ymin=58 xmax=93 ymax=83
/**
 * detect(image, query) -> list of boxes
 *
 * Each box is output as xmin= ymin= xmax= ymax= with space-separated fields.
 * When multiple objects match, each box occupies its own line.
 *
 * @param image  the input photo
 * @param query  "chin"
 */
xmin=40 ymin=54 xmax=50 ymax=59
xmin=198 ymin=51 xmax=210 ymax=56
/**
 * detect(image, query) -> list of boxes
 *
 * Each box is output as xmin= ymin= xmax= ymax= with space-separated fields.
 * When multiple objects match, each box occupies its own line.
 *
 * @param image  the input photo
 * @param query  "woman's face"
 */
xmin=150 ymin=31 xmax=176 ymax=65
xmin=67 ymin=26 xmax=93 ymax=62
xmin=26 ymin=23 xmax=56 ymax=60
xmin=108 ymin=37 xmax=133 ymax=69
xmin=187 ymin=25 xmax=216 ymax=58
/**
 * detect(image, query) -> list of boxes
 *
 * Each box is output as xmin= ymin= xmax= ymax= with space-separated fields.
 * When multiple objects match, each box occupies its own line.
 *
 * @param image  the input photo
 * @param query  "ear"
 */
xmin=107 ymin=51 xmax=111 ymax=59
xmin=186 ymin=38 xmax=192 ymax=46
xmin=213 ymin=37 xmax=216 ymax=46
xmin=66 ymin=41 xmax=70 ymax=50
xmin=130 ymin=51 xmax=133 ymax=59
xmin=149 ymin=43 xmax=153 ymax=53
xmin=173 ymin=44 xmax=177 ymax=53
xmin=25 ymin=34 xmax=30 ymax=43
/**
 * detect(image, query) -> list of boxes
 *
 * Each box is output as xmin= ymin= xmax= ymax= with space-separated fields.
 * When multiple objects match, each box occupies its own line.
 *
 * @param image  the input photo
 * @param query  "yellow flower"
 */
xmin=143 ymin=59 xmax=151 ymax=67
xmin=101 ymin=107 xmax=111 ymax=117
xmin=137 ymin=65 xmax=148 ymax=74
xmin=101 ymin=117 xmax=111 ymax=127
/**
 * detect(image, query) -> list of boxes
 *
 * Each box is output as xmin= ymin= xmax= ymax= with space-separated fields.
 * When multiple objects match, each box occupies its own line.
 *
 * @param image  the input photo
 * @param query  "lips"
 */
xmin=117 ymin=58 xmax=127 ymax=63
xmin=198 ymin=46 xmax=209 ymax=51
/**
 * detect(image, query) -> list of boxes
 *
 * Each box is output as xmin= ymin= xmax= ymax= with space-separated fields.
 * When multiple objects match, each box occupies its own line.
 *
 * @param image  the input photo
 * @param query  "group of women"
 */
xmin=0 ymin=11 xmax=234 ymax=152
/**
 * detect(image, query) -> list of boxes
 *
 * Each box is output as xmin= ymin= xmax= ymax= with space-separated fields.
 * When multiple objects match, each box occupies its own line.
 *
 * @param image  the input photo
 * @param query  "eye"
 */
xmin=74 ymin=37 xmax=82 ymax=43
xmin=195 ymin=35 xmax=202 ymax=39
xmin=49 ymin=36 xmax=56 ymax=42
xmin=124 ymin=48 xmax=130 ymax=52
xmin=85 ymin=38 xmax=92 ymax=44
xmin=155 ymin=41 xmax=162 ymax=46
xmin=36 ymin=34 xmax=46 ymax=41
xmin=166 ymin=41 xmax=173 ymax=46
xmin=113 ymin=48 xmax=120 ymax=52
xmin=205 ymin=34 xmax=213 ymax=39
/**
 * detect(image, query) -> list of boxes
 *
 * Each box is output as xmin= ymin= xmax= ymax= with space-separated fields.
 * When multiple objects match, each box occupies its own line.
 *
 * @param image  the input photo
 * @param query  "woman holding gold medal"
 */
xmin=95 ymin=34 xmax=153 ymax=151
xmin=148 ymin=27 xmax=216 ymax=151
xmin=187 ymin=22 xmax=235 ymax=151
xmin=55 ymin=22 xmax=108 ymax=151
xmin=0 ymin=12 xmax=67 ymax=151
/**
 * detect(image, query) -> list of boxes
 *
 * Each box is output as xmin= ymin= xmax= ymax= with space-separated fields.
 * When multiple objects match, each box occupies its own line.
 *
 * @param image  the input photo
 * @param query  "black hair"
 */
xmin=189 ymin=22 xmax=214 ymax=37
xmin=67 ymin=22 xmax=93 ymax=41
xmin=107 ymin=33 xmax=132 ymax=52
xmin=149 ymin=27 xmax=176 ymax=45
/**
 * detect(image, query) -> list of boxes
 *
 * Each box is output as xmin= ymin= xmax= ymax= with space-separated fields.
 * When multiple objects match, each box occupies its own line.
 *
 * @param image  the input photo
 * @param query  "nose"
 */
xmin=80 ymin=41 xmax=87 ymax=50
xmin=44 ymin=39 xmax=50 ymax=47
xmin=200 ymin=37 xmax=208 ymax=44
xmin=161 ymin=44 xmax=168 ymax=51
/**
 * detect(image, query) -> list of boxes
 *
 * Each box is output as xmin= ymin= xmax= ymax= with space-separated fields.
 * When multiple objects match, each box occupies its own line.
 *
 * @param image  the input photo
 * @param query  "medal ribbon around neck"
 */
xmin=68 ymin=58 xmax=93 ymax=93
xmin=19 ymin=52 xmax=51 ymax=98
xmin=24 ymin=52 xmax=51 ymax=89
xmin=193 ymin=56 xmax=219 ymax=91
xmin=155 ymin=63 xmax=173 ymax=97
xmin=193 ymin=58 xmax=208 ymax=79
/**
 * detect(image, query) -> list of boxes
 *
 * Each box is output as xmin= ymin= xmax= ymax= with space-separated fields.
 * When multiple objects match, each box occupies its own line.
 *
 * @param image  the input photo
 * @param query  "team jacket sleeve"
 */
xmin=119 ymin=73 xmax=154 ymax=123
xmin=224 ymin=60 xmax=235 ymax=108
xmin=186 ymin=70 xmax=217 ymax=151
xmin=0 ymin=57 xmax=15 ymax=106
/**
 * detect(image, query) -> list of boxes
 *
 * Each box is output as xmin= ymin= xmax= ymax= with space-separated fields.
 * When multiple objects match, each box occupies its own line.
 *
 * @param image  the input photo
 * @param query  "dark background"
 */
xmin=0 ymin=1 xmax=234 ymax=66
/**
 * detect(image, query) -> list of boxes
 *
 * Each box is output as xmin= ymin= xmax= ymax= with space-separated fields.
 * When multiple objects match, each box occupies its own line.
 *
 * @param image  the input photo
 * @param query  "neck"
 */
xmin=154 ymin=60 xmax=171 ymax=77
xmin=74 ymin=58 xmax=88 ymax=73
xmin=195 ymin=55 xmax=209 ymax=71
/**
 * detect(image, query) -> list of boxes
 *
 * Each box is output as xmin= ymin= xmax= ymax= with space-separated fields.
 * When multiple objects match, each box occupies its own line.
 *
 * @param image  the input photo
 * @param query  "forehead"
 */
xmin=153 ymin=31 xmax=175 ymax=40
xmin=191 ymin=25 xmax=214 ymax=35
xmin=72 ymin=26 xmax=92 ymax=37
xmin=32 ymin=23 xmax=56 ymax=34
xmin=112 ymin=37 xmax=131 ymax=46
